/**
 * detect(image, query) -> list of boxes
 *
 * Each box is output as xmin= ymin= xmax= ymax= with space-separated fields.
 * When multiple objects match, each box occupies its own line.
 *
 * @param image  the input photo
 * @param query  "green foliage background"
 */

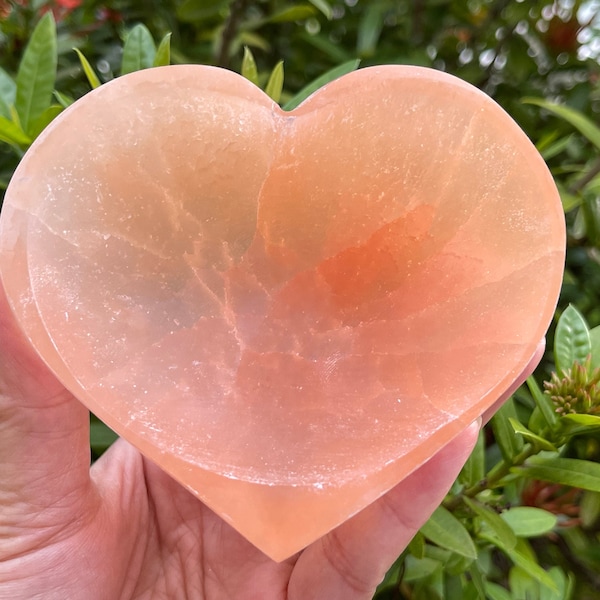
xmin=2 ymin=1 xmax=600 ymax=599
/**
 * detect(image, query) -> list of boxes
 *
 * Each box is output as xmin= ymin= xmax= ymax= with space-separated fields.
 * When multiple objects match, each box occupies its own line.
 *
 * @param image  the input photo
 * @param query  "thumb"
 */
xmin=291 ymin=420 xmax=480 ymax=600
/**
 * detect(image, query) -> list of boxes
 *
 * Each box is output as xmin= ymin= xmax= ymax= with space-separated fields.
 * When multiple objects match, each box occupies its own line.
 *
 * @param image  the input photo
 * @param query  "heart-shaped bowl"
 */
xmin=0 ymin=65 xmax=565 ymax=560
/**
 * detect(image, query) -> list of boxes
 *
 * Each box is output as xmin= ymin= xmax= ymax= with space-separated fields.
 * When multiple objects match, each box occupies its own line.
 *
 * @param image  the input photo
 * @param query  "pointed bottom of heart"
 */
xmin=136 ymin=421 xmax=465 ymax=562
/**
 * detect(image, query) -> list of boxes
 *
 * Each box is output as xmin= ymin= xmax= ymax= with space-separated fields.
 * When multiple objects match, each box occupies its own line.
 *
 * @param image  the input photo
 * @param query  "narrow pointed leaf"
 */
xmin=265 ymin=61 xmax=284 ymax=103
xmin=28 ymin=104 xmax=62 ymax=139
xmin=0 ymin=115 xmax=31 ymax=146
xmin=580 ymin=490 xmax=600 ymax=528
xmin=15 ymin=12 xmax=57 ymax=136
xmin=559 ymin=413 xmax=600 ymax=437
xmin=121 ymin=24 xmax=156 ymax=75
xmin=267 ymin=5 xmax=317 ymax=23
xmin=308 ymin=0 xmax=332 ymax=19
xmin=527 ymin=375 xmax=558 ymax=428
xmin=459 ymin=429 xmax=485 ymax=487
xmin=524 ymin=97 xmax=600 ymax=152
xmin=485 ymin=582 xmax=513 ymax=600
xmin=420 ymin=506 xmax=477 ymax=559
xmin=73 ymin=48 xmax=101 ymax=89
xmin=517 ymin=456 xmax=600 ymax=492
xmin=0 ymin=96 xmax=11 ymax=120
xmin=0 ymin=67 xmax=16 ymax=117
xmin=54 ymin=90 xmax=74 ymax=108
xmin=241 ymin=46 xmax=259 ymax=86
xmin=283 ymin=59 xmax=360 ymax=110
xmin=509 ymin=418 xmax=558 ymax=451
xmin=557 ymin=181 xmax=583 ymax=212
xmin=402 ymin=555 xmax=442 ymax=582
xmin=153 ymin=33 xmax=172 ymax=67
xmin=491 ymin=398 xmax=524 ymax=462
xmin=357 ymin=2 xmax=384 ymax=56
xmin=590 ymin=324 xmax=600 ymax=371
xmin=554 ymin=305 xmax=591 ymax=376
xmin=0 ymin=67 xmax=16 ymax=104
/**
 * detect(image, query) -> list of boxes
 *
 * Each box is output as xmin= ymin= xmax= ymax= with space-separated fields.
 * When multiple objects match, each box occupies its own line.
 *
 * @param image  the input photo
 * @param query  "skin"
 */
xmin=0 ymin=285 xmax=542 ymax=600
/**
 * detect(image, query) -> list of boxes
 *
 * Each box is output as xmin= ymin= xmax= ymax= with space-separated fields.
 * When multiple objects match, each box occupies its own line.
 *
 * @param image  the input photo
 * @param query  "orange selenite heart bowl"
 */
xmin=0 ymin=65 xmax=565 ymax=560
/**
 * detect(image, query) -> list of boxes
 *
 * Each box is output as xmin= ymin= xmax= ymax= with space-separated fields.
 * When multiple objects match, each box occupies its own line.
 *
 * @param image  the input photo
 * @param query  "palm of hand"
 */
xmin=0 ymin=290 xmax=478 ymax=600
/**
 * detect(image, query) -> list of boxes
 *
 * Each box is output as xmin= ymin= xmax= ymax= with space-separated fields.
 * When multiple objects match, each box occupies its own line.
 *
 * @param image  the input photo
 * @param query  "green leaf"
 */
xmin=0 ymin=67 xmax=16 ymax=118
xmin=524 ymin=97 xmax=600 ymax=152
xmin=407 ymin=530 xmax=426 ymax=559
xmin=265 ymin=60 xmax=284 ymax=103
xmin=0 ymin=115 xmax=31 ymax=146
xmin=241 ymin=46 xmax=259 ymax=86
xmin=15 ymin=12 xmax=57 ymax=137
xmin=485 ymin=581 xmax=513 ymax=600
xmin=468 ymin=564 xmax=487 ymax=599
xmin=509 ymin=565 xmax=541 ymax=599
xmin=177 ymin=0 xmax=230 ymax=22
xmin=539 ymin=134 xmax=572 ymax=161
xmin=53 ymin=90 xmax=74 ymax=108
xmin=542 ymin=567 xmax=575 ymax=600
xmin=459 ymin=429 xmax=485 ymax=487
xmin=463 ymin=497 xmax=517 ymax=550
xmin=420 ymin=506 xmax=477 ymax=560
xmin=554 ymin=305 xmax=591 ymax=376
xmin=121 ymin=24 xmax=156 ymax=76
xmin=402 ymin=555 xmax=442 ymax=582
xmin=308 ymin=0 xmax=332 ymax=19
xmin=283 ymin=59 xmax=360 ymax=110
xmin=28 ymin=104 xmax=62 ymax=139
xmin=0 ymin=96 xmax=11 ymax=120
xmin=0 ymin=67 xmax=16 ymax=105
xmin=527 ymin=375 xmax=558 ymax=428
xmin=506 ymin=539 xmax=559 ymax=591
xmin=267 ymin=5 xmax=317 ymax=23
xmin=491 ymin=398 xmax=524 ymax=463
xmin=73 ymin=48 xmax=101 ymax=89
xmin=517 ymin=456 xmax=600 ymax=492
xmin=590 ymin=324 xmax=600 ymax=371
xmin=559 ymin=413 xmax=600 ymax=437
xmin=501 ymin=507 xmax=557 ymax=537
xmin=557 ymin=181 xmax=583 ymax=213
xmin=509 ymin=418 xmax=558 ymax=451
xmin=153 ymin=33 xmax=172 ymax=67
xmin=580 ymin=490 xmax=600 ymax=528
xmin=357 ymin=2 xmax=384 ymax=57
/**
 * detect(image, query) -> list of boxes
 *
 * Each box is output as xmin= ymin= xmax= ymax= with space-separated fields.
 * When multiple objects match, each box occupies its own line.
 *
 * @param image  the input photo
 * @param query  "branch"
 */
xmin=217 ymin=0 xmax=249 ymax=68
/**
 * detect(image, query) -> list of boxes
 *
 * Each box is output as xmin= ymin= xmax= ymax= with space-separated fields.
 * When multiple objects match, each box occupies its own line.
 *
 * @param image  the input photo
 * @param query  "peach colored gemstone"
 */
xmin=0 ymin=65 xmax=565 ymax=561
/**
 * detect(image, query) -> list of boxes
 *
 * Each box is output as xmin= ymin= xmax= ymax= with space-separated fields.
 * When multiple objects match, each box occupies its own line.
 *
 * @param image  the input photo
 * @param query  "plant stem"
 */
xmin=444 ymin=443 xmax=538 ymax=511
xmin=217 ymin=0 xmax=248 ymax=68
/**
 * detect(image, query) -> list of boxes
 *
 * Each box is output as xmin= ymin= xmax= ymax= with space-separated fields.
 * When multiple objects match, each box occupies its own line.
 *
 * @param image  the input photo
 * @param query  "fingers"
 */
xmin=290 ymin=420 xmax=479 ymax=600
xmin=0 ymin=283 xmax=91 ymax=546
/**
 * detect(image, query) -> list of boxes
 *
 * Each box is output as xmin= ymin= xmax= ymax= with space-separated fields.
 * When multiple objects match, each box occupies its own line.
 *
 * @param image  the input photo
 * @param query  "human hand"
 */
xmin=0 ymin=283 xmax=535 ymax=600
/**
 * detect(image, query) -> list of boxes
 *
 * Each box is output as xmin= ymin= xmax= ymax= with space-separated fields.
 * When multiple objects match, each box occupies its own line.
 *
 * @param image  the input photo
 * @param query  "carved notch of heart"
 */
xmin=0 ymin=65 xmax=565 ymax=561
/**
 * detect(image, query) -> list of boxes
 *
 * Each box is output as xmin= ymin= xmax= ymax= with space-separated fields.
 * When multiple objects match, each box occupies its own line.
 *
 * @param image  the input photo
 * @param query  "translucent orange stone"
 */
xmin=0 ymin=65 xmax=565 ymax=560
